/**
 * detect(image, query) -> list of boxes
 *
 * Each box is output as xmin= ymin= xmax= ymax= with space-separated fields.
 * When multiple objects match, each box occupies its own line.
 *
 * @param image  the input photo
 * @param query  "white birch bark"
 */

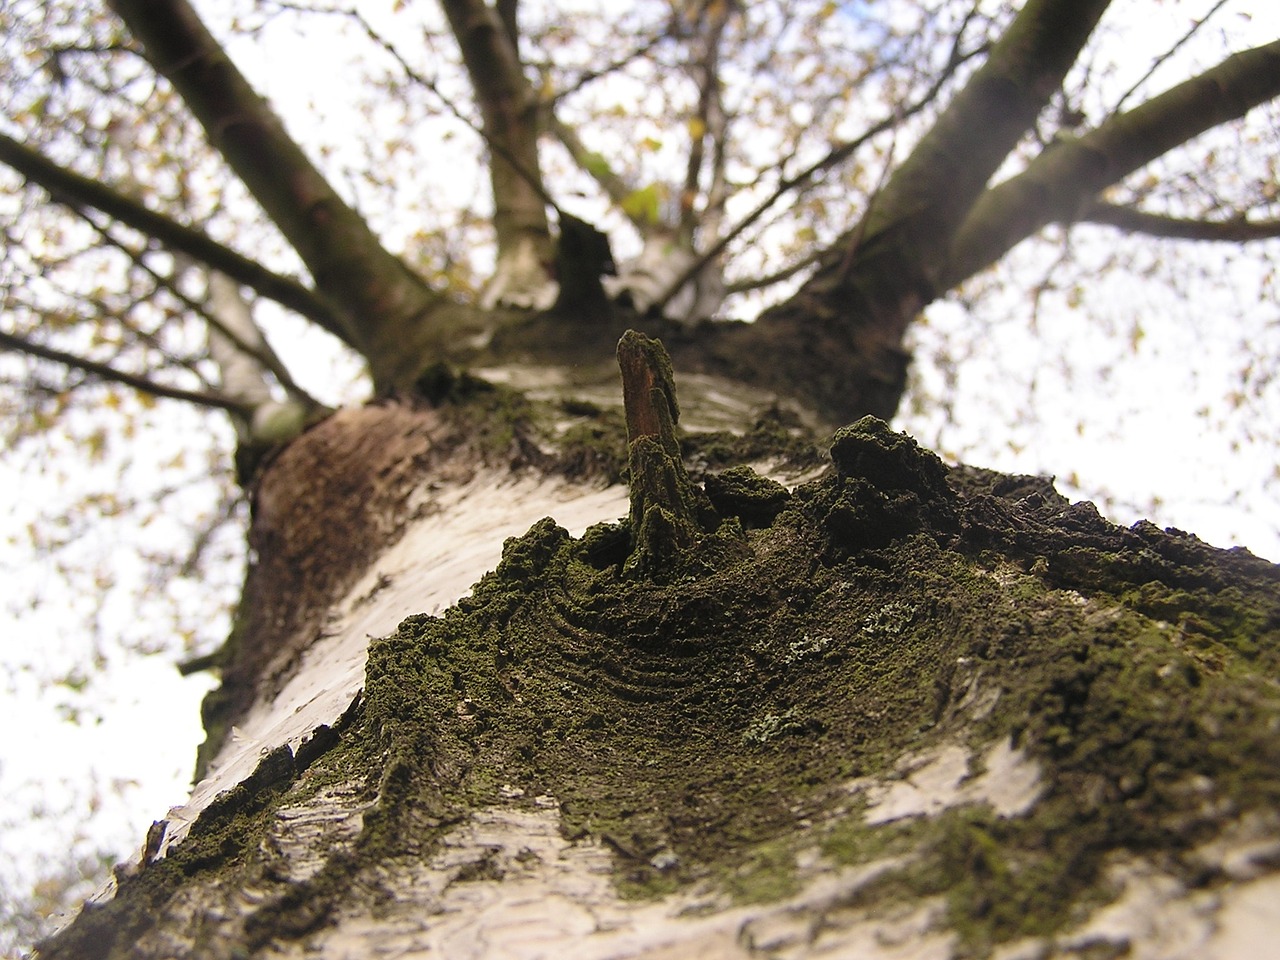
xmin=72 ymin=461 xmax=1279 ymax=960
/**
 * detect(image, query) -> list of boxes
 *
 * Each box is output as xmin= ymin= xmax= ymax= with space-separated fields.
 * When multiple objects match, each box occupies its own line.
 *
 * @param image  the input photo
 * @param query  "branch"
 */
xmin=349 ymin=10 xmax=551 ymax=210
xmin=724 ymin=248 xmax=824 ymax=295
xmin=537 ymin=24 xmax=672 ymax=107
xmin=0 ymin=132 xmax=350 ymax=343
xmin=545 ymin=112 xmax=637 ymax=214
xmin=440 ymin=0 xmax=550 ymax=250
xmin=492 ymin=20 xmax=672 ymax=212
xmin=198 ymin=269 xmax=323 ymax=412
xmin=679 ymin=1 xmax=732 ymax=242
xmin=73 ymin=209 xmax=317 ymax=405
xmin=107 ymin=0 xmax=440 ymax=389
xmin=186 ymin=275 xmax=313 ymax=406
xmin=495 ymin=0 xmax=519 ymax=50
xmin=176 ymin=487 xmax=243 ymax=581
xmin=1080 ymin=202 xmax=1280 ymax=243
xmin=0 ymin=326 xmax=250 ymax=415
xmin=802 ymin=0 xmax=1111 ymax=298
xmin=1111 ymin=0 xmax=1230 ymax=113
xmin=38 ymin=203 xmax=213 ymax=387
xmin=942 ymin=39 xmax=1280 ymax=288
xmin=648 ymin=26 xmax=986 ymax=314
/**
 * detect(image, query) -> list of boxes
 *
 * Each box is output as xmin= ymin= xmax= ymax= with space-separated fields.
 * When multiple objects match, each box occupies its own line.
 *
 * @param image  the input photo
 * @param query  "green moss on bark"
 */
xmin=338 ymin=417 xmax=1279 ymax=951
xmin=42 ymin=418 xmax=1280 ymax=960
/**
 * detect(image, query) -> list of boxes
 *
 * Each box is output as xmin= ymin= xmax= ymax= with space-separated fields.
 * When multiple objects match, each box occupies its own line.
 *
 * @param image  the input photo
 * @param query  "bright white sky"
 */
xmin=2 ymin=1 xmax=1279 ymax=951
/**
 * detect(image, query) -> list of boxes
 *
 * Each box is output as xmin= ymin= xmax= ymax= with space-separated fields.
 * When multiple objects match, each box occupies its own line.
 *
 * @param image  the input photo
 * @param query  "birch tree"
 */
xmin=4 ymin=1 xmax=1280 ymax=956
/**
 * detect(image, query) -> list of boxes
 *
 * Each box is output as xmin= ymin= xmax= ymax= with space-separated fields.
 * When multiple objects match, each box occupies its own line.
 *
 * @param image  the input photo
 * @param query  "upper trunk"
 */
xmin=442 ymin=0 xmax=557 ymax=310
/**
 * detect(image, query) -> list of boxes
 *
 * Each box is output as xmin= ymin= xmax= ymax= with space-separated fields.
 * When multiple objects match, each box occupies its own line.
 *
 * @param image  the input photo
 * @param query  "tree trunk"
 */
xmin=38 ymin=319 xmax=1280 ymax=960
xmin=17 ymin=6 xmax=1280 ymax=954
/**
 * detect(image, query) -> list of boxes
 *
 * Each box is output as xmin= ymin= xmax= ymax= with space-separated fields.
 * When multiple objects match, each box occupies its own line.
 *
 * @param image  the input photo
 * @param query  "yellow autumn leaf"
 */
xmin=583 ymin=151 xmax=612 ymax=180
xmin=621 ymin=184 xmax=662 ymax=225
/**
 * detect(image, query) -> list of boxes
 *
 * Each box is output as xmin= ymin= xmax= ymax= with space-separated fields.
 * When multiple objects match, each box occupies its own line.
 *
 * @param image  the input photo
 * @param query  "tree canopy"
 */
xmin=2 ymin=0 xmax=1280 ymax=947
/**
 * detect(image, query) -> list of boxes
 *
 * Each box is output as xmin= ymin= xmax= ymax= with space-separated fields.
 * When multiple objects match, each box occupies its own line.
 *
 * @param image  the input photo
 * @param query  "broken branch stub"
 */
xmin=616 ymin=330 xmax=714 ymax=574
xmin=617 ymin=329 xmax=681 ymax=456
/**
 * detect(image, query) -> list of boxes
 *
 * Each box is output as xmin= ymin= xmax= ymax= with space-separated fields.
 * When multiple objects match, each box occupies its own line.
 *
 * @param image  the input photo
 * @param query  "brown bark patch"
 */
xmin=213 ymin=402 xmax=460 ymax=751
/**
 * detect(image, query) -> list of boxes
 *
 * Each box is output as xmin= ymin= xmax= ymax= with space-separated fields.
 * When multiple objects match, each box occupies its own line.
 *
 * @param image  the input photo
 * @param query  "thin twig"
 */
xmin=1113 ymin=0 xmax=1231 ymax=114
xmin=74 ymin=209 xmax=315 ymax=404
xmin=650 ymin=39 xmax=984 ymax=315
xmin=0 ymin=326 xmax=250 ymax=415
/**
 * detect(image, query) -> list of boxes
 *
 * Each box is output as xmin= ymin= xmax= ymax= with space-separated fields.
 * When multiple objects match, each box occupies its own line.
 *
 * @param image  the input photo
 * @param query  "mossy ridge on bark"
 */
xmin=41 ymin=418 xmax=1280 ymax=958
xmin=346 ymin=417 xmax=1278 ymax=951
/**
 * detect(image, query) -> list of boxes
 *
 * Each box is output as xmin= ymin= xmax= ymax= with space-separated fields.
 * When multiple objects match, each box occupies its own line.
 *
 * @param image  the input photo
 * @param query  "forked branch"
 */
xmin=107 ymin=0 xmax=441 ymax=389
xmin=943 ymin=39 xmax=1280 ymax=288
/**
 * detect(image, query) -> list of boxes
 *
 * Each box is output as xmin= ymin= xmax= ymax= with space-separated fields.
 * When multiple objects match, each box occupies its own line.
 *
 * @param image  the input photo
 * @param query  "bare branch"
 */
xmin=170 ymin=486 xmax=244 ymax=584
xmin=679 ymin=1 xmax=733 ymax=241
xmin=351 ymin=7 xmax=566 ymax=219
xmin=812 ymin=0 xmax=1111 ymax=288
xmin=495 ymin=0 xmax=519 ymax=50
xmin=1112 ymin=0 xmax=1230 ymax=114
xmin=0 ymin=326 xmax=250 ymax=415
xmin=1081 ymin=202 xmax=1280 ymax=243
xmin=943 ymin=39 xmax=1280 ymax=288
xmin=649 ymin=30 xmax=986 ymax=314
xmin=68 ymin=213 xmax=220 ymax=389
xmin=724 ymin=248 xmax=824 ymax=295
xmin=440 ymin=0 xmax=550 ymax=251
xmin=0 ymin=132 xmax=350 ymax=343
xmin=70 ymin=208 xmax=317 ymax=405
xmin=107 ymin=0 xmax=441 ymax=389
xmin=536 ymin=25 xmax=672 ymax=107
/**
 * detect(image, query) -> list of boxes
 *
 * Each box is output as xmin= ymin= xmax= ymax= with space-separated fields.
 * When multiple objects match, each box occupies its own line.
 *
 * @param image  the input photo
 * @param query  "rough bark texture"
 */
xmin=197 ymin=403 xmax=449 ymax=775
xmin=39 ymin=345 xmax=1280 ymax=960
